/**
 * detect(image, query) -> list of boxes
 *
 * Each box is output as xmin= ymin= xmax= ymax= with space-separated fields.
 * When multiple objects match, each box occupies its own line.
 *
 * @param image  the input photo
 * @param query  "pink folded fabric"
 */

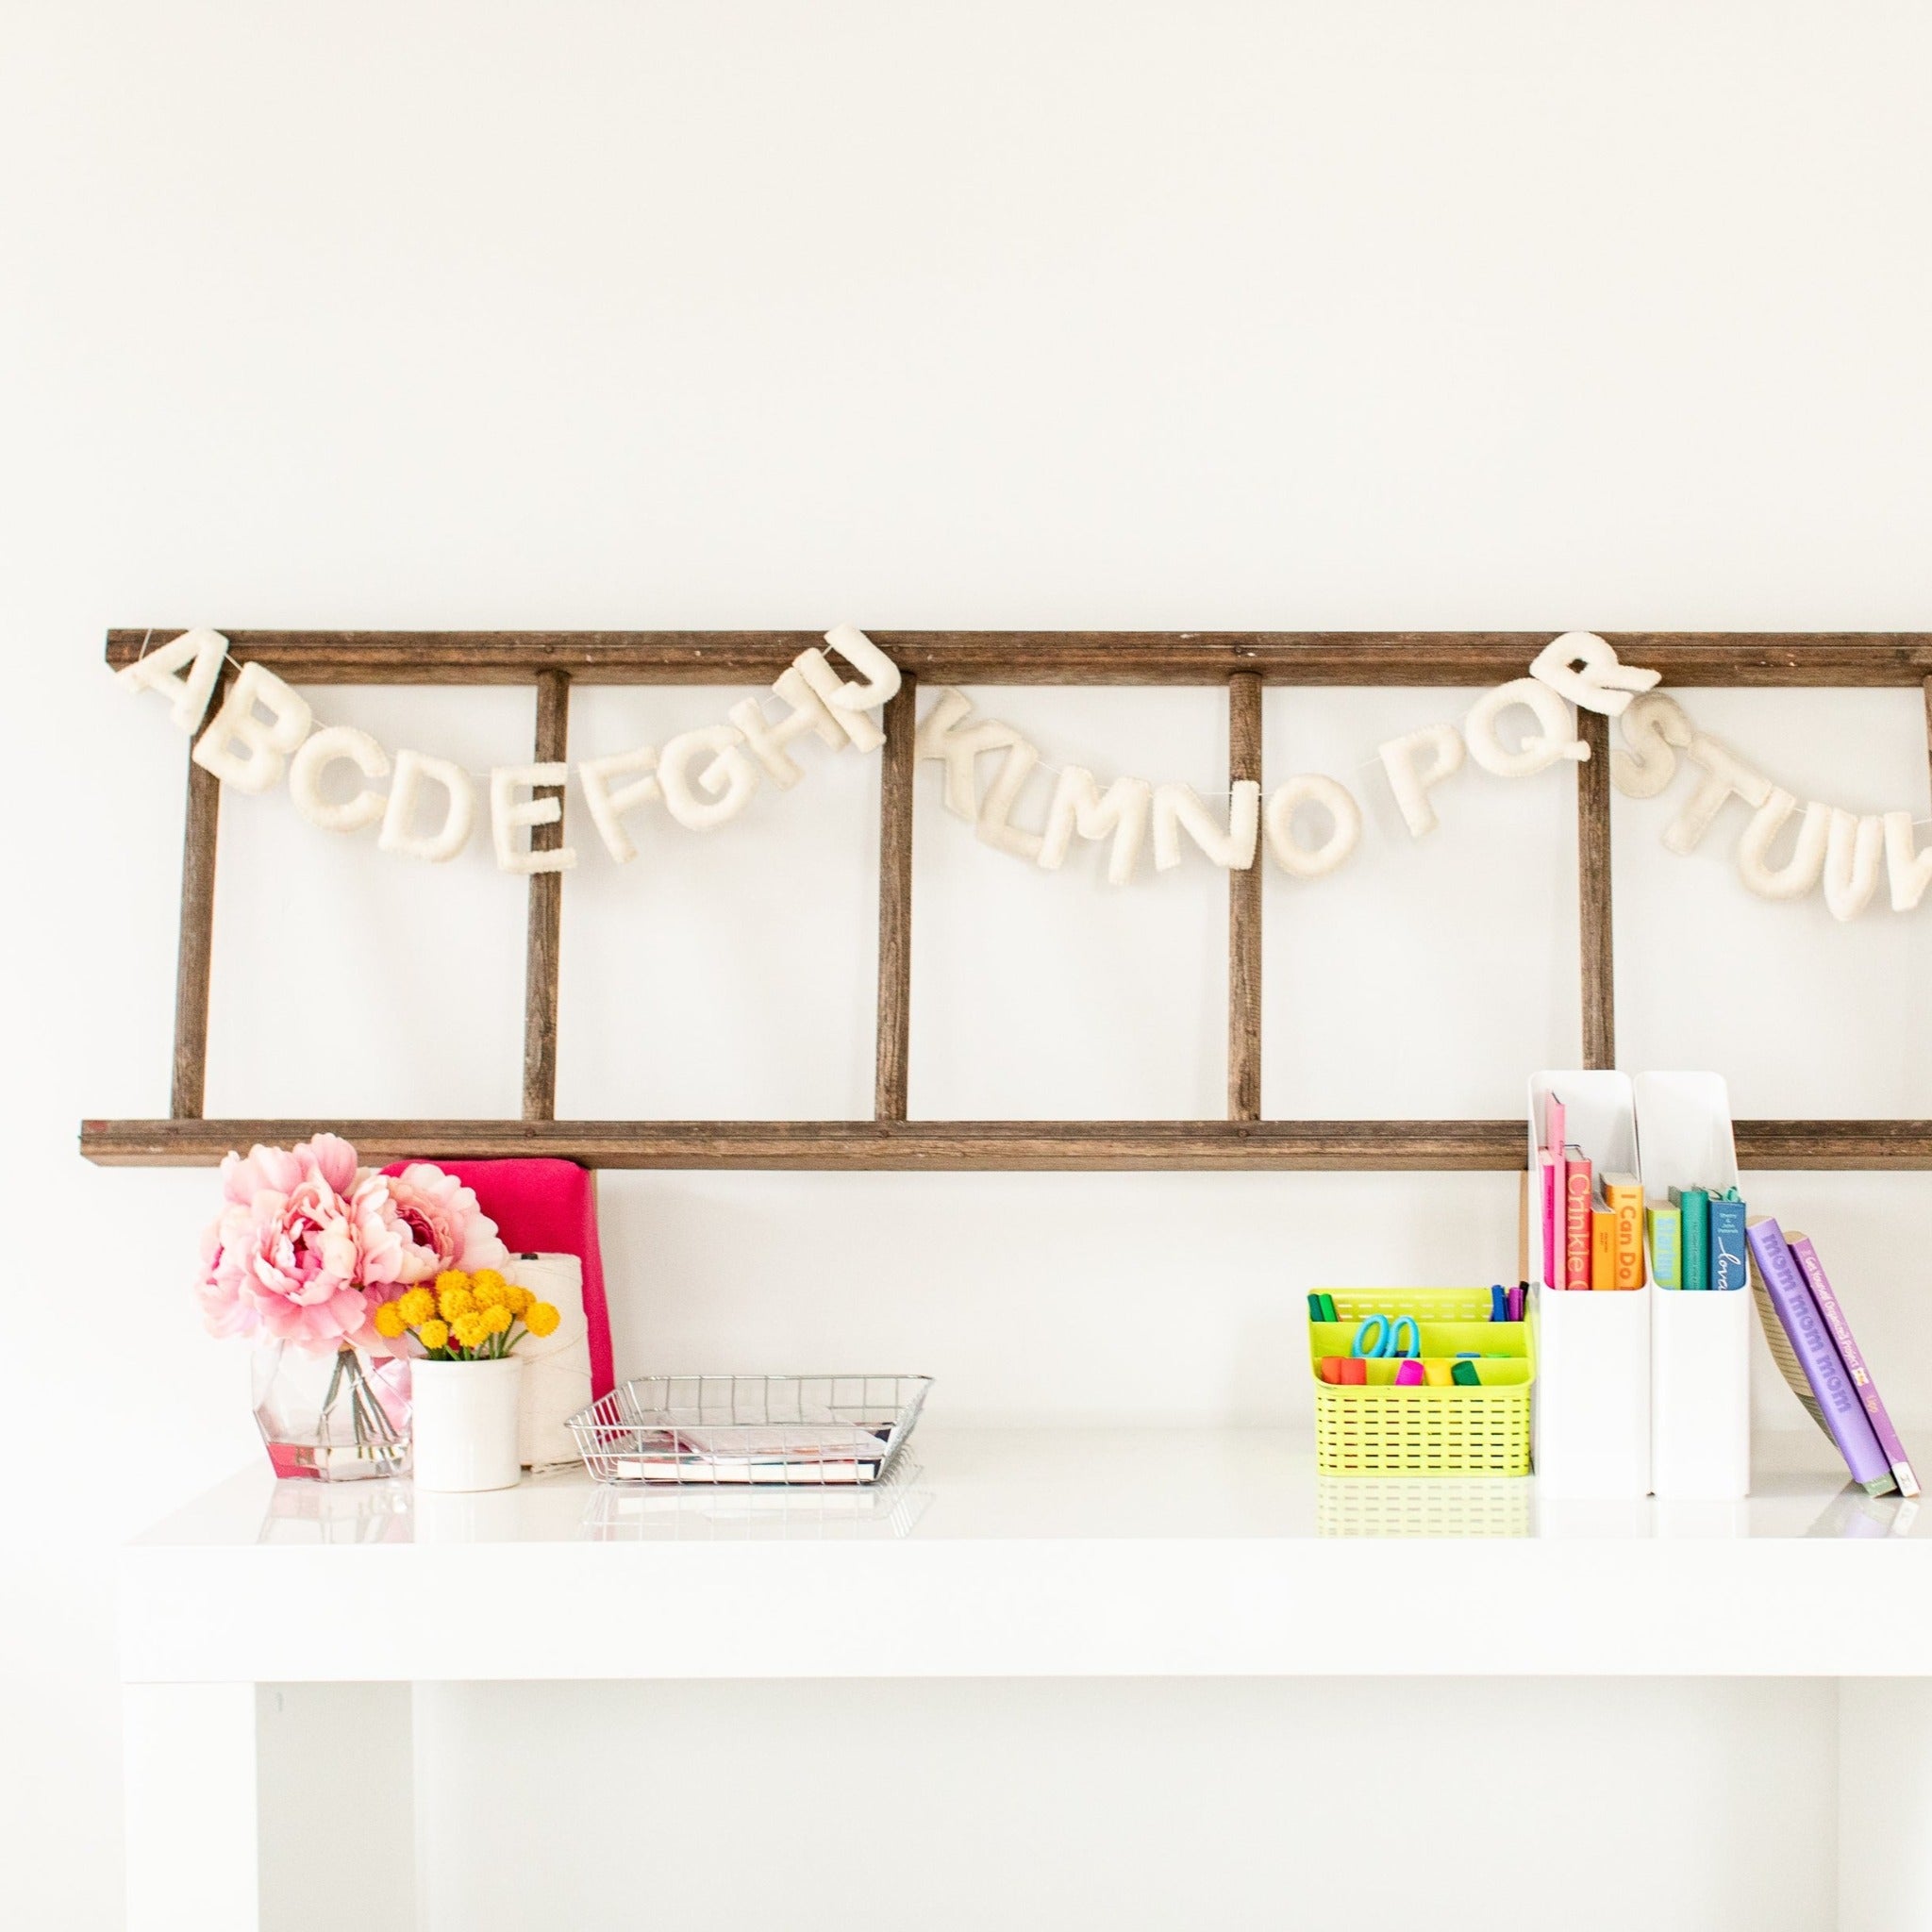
xmin=381 ymin=1158 xmax=614 ymax=1398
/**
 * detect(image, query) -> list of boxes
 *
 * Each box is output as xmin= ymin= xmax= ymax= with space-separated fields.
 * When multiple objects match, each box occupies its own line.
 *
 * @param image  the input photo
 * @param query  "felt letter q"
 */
xmin=1464 ymin=678 xmax=1589 ymax=778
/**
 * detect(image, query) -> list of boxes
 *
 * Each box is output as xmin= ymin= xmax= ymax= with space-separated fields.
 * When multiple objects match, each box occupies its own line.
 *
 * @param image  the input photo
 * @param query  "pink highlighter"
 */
xmin=1394 ymin=1360 xmax=1425 ymax=1387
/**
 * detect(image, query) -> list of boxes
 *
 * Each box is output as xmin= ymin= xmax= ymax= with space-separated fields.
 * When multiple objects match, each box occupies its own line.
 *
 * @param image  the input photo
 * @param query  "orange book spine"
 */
xmin=1604 ymin=1177 xmax=1646 ymax=1291
xmin=1591 ymin=1208 xmax=1616 ymax=1291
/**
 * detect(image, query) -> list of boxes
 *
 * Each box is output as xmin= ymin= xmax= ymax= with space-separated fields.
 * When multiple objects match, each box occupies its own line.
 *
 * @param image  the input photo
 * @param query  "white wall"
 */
xmin=5 ymin=3 xmax=1932 ymax=1926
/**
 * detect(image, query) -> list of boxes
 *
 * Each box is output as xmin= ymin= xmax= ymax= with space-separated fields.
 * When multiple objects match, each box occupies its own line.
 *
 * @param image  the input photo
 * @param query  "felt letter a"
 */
xmin=115 ymin=628 xmax=228 ymax=732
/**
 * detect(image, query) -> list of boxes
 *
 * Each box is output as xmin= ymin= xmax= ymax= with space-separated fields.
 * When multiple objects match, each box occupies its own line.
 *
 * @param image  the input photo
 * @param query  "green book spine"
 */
xmin=1646 ymin=1205 xmax=1682 ymax=1289
xmin=1671 ymin=1186 xmax=1710 ymax=1291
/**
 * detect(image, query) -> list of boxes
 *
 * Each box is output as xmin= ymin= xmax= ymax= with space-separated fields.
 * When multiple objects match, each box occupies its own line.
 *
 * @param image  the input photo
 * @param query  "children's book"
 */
xmin=1788 ymin=1230 xmax=1920 ymax=1499
xmin=1671 ymin=1184 xmax=1710 ymax=1291
xmin=1562 ymin=1144 xmax=1592 ymax=1291
xmin=1646 ymin=1203 xmax=1682 ymax=1289
xmin=1602 ymin=1174 xmax=1644 ymax=1290
xmin=1591 ymin=1208 xmax=1616 ymax=1291
xmin=1540 ymin=1093 xmax=1566 ymax=1290
xmin=1708 ymin=1187 xmax=1748 ymax=1292
xmin=1745 ymin=1217 xmax=1895 ymax=1496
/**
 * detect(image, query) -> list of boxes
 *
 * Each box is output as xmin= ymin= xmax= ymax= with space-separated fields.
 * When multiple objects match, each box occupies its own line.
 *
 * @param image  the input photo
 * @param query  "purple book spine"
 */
xmin=1746 ymin=1218 xmax=1891 ymax=1491
xmin=1790 ymin=1235 xmax=1920 ymax=1498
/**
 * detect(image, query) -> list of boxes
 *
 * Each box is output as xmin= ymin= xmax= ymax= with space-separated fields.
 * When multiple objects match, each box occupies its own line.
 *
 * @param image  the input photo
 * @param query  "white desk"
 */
xmin=123 ymin=1429 xmax=1932 ymax=1929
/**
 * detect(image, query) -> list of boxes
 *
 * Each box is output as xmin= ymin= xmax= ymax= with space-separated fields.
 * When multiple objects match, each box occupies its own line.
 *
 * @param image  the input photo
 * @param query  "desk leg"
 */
xmin=125 ymin=1683 xmax=414 ymax=1932
xmin=1840 ymin=1679 xmax=1932 ymax=1931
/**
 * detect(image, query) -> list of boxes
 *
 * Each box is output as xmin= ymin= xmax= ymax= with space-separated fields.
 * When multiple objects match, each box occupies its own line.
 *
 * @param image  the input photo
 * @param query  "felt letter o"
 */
xmin=1263 ymin=775 xmax=1362 ymax=878
xmin=289 ymin=725 xmax=390 ymax=833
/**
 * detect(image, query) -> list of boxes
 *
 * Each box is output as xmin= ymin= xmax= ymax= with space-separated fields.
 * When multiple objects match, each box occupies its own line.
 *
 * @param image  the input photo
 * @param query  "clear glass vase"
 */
xmin=251 ymin=1341 xmax=412 ymax=1482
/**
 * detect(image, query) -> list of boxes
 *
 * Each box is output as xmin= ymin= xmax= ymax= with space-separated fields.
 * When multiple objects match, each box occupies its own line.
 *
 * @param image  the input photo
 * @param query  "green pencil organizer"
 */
xmin=1308 ymin=1288 xmax=1535 ymax=1477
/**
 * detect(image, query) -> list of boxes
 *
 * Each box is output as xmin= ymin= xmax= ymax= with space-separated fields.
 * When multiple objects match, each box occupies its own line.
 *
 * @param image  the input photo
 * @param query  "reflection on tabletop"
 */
xmin=249 ymin=1460 xmax=934 ymax=1544
xmin=578 ymin=1461 xmax=933 ymax=1541
xmin=229 ymin=1430 xmax=1924 ymax=1546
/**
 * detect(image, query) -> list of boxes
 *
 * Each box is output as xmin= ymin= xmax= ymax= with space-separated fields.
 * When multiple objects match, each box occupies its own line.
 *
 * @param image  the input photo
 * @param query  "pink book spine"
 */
xmin=1541 ymin=1094 xmax=1566 ymax=1290
xmin=1541 ymin=1153 xmax=1558 ymax=1289
xmin=1790 ymin=1235 xmax=1920 ymax=1498
xmin=1562 ymin=1148 xmax=1592 ymax=1292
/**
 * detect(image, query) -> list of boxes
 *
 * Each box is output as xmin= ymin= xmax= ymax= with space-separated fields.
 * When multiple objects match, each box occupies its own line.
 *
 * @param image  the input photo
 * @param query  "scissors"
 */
xmin=1351 ymin=1314 xmax=1421 ymax=1359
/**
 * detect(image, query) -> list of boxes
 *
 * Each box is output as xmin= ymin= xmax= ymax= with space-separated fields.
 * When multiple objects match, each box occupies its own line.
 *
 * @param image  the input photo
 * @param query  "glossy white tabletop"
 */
xmin=123 ymin=1430 xmax=1932 ymax=1684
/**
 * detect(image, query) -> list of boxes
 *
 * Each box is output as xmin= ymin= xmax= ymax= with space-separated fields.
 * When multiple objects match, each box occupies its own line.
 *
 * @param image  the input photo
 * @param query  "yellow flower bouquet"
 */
xmin=370 ymin=1268 xmax=561 ymax=1362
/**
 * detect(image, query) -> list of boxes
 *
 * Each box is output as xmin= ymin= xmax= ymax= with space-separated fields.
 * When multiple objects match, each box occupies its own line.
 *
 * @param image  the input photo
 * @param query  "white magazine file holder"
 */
xmin=1634 ymin=1072 xmax=1751 ymax=1500
xmin=1528 ymin=1070 xmax=1651 ymax=1498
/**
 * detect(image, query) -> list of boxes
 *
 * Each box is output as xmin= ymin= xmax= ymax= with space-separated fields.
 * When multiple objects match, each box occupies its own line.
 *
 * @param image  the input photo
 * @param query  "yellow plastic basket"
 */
xmin=1308 ymin=1288 xmax=1534 ymax=1477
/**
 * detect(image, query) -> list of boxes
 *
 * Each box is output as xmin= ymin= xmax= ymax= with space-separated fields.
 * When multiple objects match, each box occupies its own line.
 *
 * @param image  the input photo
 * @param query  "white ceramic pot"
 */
xmin=409 ymin=1357 xmax=524 ymax=1492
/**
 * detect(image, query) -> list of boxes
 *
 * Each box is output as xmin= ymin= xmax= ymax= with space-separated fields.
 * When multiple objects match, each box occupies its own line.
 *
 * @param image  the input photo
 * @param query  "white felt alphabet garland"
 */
xmin=117 ymin=626 xmax=901 ymax=874
xmin=114 ymin=627 xmax=1932 ymax=915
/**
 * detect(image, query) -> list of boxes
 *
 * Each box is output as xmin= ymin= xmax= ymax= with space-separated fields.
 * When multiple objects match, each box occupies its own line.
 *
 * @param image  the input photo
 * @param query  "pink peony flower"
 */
xmin=359 ymin=1163 xmax=509 ymax=1286
xmin=195 ymin=1138 xmax=508 ymax=1351
xmin=196 ymin=1135 xmax=375 ymax=1353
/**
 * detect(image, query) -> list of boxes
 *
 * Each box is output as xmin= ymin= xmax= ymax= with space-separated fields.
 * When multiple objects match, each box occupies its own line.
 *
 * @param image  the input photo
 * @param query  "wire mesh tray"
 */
xmin=567 ymin=1374 xmax=932 ymax=1487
